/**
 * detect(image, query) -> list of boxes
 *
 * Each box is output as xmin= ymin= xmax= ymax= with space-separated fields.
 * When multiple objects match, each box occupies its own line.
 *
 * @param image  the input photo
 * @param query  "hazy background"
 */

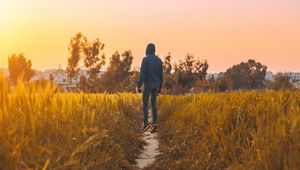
xmin=0 ymin=0 xmax=299 ymax=72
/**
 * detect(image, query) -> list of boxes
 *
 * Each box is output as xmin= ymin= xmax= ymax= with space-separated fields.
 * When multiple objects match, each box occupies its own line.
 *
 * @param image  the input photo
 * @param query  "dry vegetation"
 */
xmin=0 ymin=74 xmax=144 ymax=170
xmin=148 ymin=91 xmax=300 ymax=170
xmin=1 ymin=72 xmax=300 ymax=170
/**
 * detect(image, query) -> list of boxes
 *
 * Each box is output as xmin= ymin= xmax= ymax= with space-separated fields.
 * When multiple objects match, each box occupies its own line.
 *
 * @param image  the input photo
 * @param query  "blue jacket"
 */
xmin=138 ymin=43 xmax=163 ymax=88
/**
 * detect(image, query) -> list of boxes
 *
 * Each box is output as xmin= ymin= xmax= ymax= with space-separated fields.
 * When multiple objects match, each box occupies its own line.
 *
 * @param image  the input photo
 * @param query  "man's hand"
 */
xmin=158 ymin=87 xmax=162 ymax=94
xmin=136 ymin=87 xmax=142 ymax=93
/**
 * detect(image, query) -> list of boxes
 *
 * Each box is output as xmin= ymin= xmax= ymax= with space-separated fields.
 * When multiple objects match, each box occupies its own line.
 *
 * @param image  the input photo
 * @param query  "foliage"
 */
xmin=162 ymin=53 xmax=209 ymax=94
xmin=79 ymin=75 xmax=88 ymax=92
xmin=101 ymin=51 xmax=134 ymax=92
xmin=206 ymin=74 xmax=216 ymax=91
xmin=174 ymin=54 xmax=209 ymax=92
xmin=82 ymin=37 xmax=106 ymax=92
xmin=216 ymin=59 xmax=267 ymax=91
xmin=8 ymin=53 xmax=35 ymax=85
xmin=66 ymin=33 xmax=107 ymax=92
xmin=163 ymin=53 xmax=172 ymax=76
xmin=66 ymin=32 xmax=84 ymax=83
xmin=162 ymin=53 xmax=177 ymax=93
xmin=272 ymin=72 xmax=298 ymax=90
xmin=127 ymin=68 xmax=140 ymax=92
xmin=148 ymin=91 xmax=300 ymax=170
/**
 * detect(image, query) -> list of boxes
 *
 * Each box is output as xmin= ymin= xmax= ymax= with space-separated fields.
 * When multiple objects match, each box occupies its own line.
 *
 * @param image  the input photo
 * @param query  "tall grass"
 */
xmin=1 ymin=71 xmax=299 ymax=170
xmin=149 ymin=91 xmax=300 ymax=170
xmin=0 ymin=74 xmax=144 ymax=169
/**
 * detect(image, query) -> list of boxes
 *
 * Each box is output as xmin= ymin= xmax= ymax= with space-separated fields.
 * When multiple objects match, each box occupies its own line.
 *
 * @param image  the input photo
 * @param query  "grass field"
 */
xmin=0 ymin=75 xmax=144 ymax=169
xmin=149 ymin=91 xmax=300 ymax=170
xmin=1 ymin=74 xmax=300 ymax=170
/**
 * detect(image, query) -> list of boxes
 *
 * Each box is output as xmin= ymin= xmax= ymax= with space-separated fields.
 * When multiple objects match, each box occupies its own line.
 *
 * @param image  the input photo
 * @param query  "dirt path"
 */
xmin=135 ymin=114 xmax=160 ymax=169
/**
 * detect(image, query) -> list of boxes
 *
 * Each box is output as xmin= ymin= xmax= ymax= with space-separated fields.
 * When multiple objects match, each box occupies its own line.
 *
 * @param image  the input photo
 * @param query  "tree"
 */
xmin=100 ymin=51 xmax=133 ymax=92
xmin=247 ymin=59 xmax=267 ymax=89
xmin=217 ymin=59 xmax=267 ymax=90
xmin=207 ymin=74 xmax=216 ymax=91
xmin=119 ymin=51 xmax=134 ymax=91
xmin=214 ymin=73 xmax=229 ymax=92
xmin=163 ymin=52 xmax=172 ymax=75
xmin=8 ymin=53 xmax=35 ymax=85
xmin=82 ymin=37 xmax=105 ymax=92
xmin=78 ymin=75 xmax=88 ymax=92
xmin=66 ymin=32 xmax=83 ymax=84
xmin=128 ymin=68 xmax=140 ymax=92
xmin=272 ymin=72 xmax=297 ymax=90
xmin=162 ymin=53 xmax=176 ymax=93
xmin=174 ymin=54 xmax=209 ymax=93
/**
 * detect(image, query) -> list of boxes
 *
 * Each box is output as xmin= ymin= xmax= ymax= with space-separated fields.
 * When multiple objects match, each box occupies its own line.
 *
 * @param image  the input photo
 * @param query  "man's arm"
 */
xmin=137 ymin=58 xmax=146 ymax=89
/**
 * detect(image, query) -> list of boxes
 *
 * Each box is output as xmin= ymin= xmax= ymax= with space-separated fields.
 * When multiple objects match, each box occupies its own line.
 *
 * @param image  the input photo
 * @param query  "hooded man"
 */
xmin=137 ymin=43 xmax=163 ymax=133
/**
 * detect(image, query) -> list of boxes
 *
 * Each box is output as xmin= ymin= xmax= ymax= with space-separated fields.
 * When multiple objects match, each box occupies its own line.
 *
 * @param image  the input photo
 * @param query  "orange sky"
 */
xmin=0 ymin=0 xmax=299 ymax=72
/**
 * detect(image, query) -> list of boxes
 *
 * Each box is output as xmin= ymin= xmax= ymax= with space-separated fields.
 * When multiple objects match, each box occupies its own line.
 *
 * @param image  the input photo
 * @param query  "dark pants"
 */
xmin=142 ymin=82 xmax=159 ymax=126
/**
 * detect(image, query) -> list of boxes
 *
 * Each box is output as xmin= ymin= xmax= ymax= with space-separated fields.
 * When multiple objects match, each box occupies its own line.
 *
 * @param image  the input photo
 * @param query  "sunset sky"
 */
xmin=0 ymin=0 xmax=299 ymax=72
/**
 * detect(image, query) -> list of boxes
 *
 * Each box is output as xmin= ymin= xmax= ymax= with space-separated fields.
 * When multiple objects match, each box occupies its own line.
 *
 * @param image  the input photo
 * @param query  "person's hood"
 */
xmin=146 ymin=43 xmax=155 ymax=55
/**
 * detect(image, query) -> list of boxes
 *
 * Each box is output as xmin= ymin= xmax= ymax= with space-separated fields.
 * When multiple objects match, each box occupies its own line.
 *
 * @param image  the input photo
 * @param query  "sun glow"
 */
xmin=0 ymin=0 xmax=299 ymax=71
xmin=0 ymin=0 xmax=10 ymax=24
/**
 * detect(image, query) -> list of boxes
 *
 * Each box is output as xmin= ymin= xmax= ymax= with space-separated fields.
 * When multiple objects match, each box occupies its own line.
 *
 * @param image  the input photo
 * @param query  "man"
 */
xmin=137 ymin=43 xmax=163 ymax=133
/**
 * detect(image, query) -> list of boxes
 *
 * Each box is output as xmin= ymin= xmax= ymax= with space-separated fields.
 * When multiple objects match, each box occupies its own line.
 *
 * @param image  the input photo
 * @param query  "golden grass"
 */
xmin=0 ymin=74 xmax=144 ymax=169
xmin=1 ymin=72 xmax=299 ymax=170
xmin=149 ymin=91 xmax=300 ymax=170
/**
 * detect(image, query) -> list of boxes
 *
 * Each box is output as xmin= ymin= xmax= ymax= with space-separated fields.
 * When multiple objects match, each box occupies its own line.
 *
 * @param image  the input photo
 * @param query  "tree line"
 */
xmin=6 ymin=32 xmax=299 ymax=93
xmin=65 ymin=32 xmax=135 ymax=92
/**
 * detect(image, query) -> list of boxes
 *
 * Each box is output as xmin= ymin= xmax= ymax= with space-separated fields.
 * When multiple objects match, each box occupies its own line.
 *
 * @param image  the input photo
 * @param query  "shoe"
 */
xmin=140 ymin=123 xmax=152 ymax=134
xmin=150 ymin=125 xmax=158 ymax=133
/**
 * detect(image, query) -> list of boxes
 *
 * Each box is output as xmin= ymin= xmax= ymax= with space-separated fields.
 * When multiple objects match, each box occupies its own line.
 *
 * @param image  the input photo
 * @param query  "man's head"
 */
xmin=146 ymin=43 xmax=155 ymax=55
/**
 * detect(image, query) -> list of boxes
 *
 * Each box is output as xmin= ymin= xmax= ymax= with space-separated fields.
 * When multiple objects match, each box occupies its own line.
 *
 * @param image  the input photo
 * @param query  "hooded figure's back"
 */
xmin=138 ymin=43 xmax=163 ymax=88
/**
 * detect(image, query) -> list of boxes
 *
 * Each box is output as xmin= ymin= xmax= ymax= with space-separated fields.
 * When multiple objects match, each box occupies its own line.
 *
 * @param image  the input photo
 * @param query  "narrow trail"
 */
xmin=135 ymin=114 xmax=161 ymax=169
